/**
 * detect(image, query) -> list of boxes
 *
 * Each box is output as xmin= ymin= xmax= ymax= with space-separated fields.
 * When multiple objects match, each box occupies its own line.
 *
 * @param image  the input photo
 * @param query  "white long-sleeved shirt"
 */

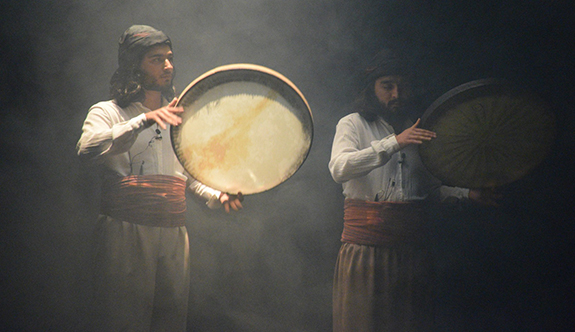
xmin=329 ymin=112 xmax=468 ymax=202
xmin=76 ymin=99 xmax=221 ymax=208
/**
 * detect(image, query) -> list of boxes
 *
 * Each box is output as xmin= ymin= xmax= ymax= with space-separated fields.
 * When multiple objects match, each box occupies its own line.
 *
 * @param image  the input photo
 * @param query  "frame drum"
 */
xmin=171 ymin=64 xmax=313 ymax=195
xmin=419 ymin=79 xmax=555 ymax=189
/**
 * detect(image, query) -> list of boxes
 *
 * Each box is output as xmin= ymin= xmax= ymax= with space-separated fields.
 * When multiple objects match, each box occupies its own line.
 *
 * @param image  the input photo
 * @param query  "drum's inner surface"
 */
xmin=419 ymin=81 xmax=555 ymax=188
xmin=176 ymin=81 xmax=311 ymax=194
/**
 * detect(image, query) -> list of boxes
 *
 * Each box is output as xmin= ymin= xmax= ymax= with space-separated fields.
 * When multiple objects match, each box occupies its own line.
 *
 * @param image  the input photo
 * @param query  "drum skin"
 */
xmin=171 ymin=64 xmax=313 ymax=195
xmin=419 ymin=79 xmax=555 ymax=189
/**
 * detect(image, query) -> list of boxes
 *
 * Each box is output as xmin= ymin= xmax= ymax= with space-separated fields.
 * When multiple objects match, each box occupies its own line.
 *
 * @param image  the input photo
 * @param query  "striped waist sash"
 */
xmin=100 ymin=175 xmax=187 ymax=227
xmin=342 ymin=198 xmax=428 ymax=245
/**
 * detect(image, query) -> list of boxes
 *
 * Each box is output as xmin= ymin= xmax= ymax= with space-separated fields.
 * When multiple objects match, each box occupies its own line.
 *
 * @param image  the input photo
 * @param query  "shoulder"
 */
xmin=86 ymin=100 xmax=135 ymax=124
xmin=89 ymin=100 xmax=122 ymax=114
xmin=338 ymin=112 xmax=364 ymax=125
xmin=89 ymin=100 xmax=145 ymax=117
xmin=337 ymin=112 xmax=374 ymax=130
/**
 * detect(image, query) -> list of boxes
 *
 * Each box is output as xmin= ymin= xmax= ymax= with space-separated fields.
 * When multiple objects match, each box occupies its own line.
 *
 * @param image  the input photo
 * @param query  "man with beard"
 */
xmin=77 ymin=25 xmax=243 ymax=331
xmin=328 ymin=49 xmax=494 ymax=332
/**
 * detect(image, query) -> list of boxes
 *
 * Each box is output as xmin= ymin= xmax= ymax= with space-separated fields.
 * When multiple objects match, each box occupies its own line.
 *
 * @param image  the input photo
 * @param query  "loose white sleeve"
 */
xmin=187 ymin=177 xmax=222 ymax=209
xmin=329 ymin=119 xmax=400 ymax=184
xmin=439 ymin=186 xmax=470 ymax=202
xmin=76 ymin=106 xmax=148 ymax=163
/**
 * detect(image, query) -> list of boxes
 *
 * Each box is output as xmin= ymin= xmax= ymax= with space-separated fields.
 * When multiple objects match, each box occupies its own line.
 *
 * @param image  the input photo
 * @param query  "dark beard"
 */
xmin=141 ymin=70 xmax=176 ymax=95
xmin=378 ymin=100 xmax=408 ymax=133
xmin=142 ymin=78 xmax=174 ymax=94
xmin=148 ymin=82 xmax=175 ymax=96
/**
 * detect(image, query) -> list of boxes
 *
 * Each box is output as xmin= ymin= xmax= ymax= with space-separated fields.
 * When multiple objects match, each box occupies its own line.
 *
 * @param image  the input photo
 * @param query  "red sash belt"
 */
xmin=100 ymin=175 xmax=187 ymax=227
xmin=342 ymin=198 xmax=428 ymax=246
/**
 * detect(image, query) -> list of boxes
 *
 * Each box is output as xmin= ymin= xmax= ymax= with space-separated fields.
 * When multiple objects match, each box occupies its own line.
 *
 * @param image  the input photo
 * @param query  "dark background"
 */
xmin=1 ymin=0 xmax=574 ymax=331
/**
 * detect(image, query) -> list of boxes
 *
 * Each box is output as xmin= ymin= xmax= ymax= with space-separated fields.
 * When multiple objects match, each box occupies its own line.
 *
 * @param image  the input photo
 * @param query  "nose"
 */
xmin=164 ymin=59 xmax=173 ymax=71
xmin=391 ymin=86 xmax=399 ymax=99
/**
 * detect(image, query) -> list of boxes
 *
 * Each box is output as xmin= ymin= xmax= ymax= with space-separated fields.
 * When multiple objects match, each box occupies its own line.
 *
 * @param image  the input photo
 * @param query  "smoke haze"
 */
xmin=1 ymin=0 xmax=574 ymax=331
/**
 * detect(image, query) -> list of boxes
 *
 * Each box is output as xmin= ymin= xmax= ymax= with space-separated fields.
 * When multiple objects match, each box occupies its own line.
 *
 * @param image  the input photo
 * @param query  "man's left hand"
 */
xmin=220 ymin=192 xmax=244 ymax=213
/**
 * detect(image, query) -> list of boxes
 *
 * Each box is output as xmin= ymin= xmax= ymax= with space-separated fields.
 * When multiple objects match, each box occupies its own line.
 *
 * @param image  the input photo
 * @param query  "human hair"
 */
xmin=109 ymin=62 xmax=146 ymax=108
xmin=355 ymin=80 xmax=382 ymax=122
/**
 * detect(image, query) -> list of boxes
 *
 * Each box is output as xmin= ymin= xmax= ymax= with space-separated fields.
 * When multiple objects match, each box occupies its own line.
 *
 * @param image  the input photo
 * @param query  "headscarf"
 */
xmin=361 ymin=48 xmax=408 ymax=88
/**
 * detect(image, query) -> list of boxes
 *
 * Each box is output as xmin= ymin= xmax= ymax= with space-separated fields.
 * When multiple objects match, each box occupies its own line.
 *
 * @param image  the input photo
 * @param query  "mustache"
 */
xmin=388 ymin=99 xmax=401 ymax=108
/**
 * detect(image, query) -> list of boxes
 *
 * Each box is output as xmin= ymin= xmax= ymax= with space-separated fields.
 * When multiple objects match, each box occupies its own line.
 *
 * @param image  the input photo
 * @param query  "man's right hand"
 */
xmin=468 ymin=187 xmax=502 ymax=207
xmin=145 ymin=98 xmax=183 ymax=129
xmin=395 ymin=118 xmax=436 ymax=149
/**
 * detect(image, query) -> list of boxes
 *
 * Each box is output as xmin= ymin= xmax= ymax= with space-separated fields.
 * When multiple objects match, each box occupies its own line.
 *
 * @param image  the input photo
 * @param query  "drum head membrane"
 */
xmin=171 ymin=64 xmax=313 ymax=195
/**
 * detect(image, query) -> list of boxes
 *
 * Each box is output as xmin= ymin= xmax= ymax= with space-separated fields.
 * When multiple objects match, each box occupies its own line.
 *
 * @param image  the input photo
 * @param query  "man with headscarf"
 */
xmin=77 ymin=25 xmax=243 ymax=331
xmin=328 ymin=49 xmax=496 ymax=332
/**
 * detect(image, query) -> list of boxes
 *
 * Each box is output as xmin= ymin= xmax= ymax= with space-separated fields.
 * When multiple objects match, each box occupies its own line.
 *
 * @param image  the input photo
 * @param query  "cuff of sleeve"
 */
xmin=371 ymin=134 xmax=401 ymax=155
xmin=132 ymin=113 xmax=149 ymax=134
xmin=441 ymin=186 xmax=470 ymax=202
xmin=186 ymin=178 xmax=223 ymax=209
xmin=206 ymin=193 xmax=222 ymax=209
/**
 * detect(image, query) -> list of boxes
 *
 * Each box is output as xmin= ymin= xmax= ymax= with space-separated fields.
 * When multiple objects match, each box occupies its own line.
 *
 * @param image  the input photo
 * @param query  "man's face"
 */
xmin=373 ymin=75 xmax=411 ymax=114
xmin=140 ymin=44 xmax=174 ymax=92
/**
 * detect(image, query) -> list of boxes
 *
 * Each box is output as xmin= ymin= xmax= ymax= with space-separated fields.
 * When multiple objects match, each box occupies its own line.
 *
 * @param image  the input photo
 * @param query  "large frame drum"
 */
xmin=419 ymin=79 xmax=555 ymax=189
xmin=171 ymin=64 xmax=313 ymax=195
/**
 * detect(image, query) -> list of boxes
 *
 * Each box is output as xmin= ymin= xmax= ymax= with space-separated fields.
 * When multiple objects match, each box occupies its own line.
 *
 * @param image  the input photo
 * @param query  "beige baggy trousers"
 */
xmin=90 ymin=215 xmax=190 ymax=332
